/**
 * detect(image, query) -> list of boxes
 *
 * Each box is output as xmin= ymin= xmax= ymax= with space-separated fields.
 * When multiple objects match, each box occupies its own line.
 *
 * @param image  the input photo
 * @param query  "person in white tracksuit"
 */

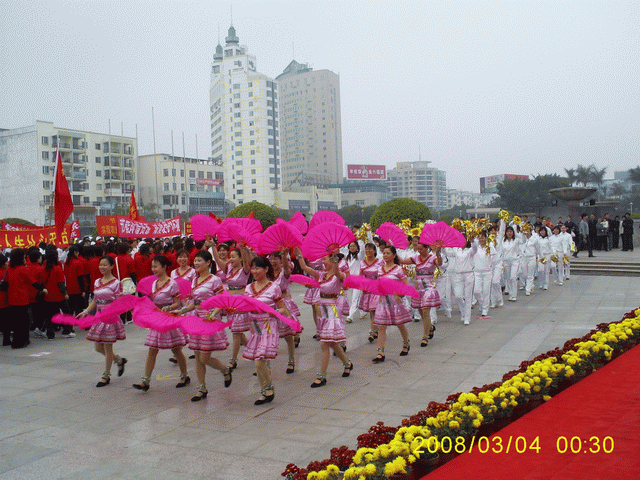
xmin=516 ymin=226 xmax=539 ymax=296
xmin=342 ymin=241 xmax=365 ymax=322
xmin=560 ymin=225 xmax=574 ymax=280
xmin=488 ymin=220 xmax=506 ymax=308
xmin=536 ymin=227 xmax=552 ymax=290
xmin=473 ymin=234 xmax=493 ymax=318
xmin=501 ymin=226 xmax=522 ymax=302
xmin=445 ymin=238 xmax=477 ymax=325
xmin=549 ymin=226 xmax=565 ymax=286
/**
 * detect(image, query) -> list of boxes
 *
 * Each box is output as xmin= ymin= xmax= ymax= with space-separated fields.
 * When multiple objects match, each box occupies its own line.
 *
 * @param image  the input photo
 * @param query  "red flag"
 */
xmin=246 ymin=210 xmax=255 ymax=218
xmin=208 ymin=212 xmax=224 ymax=223
xmin=54 ymin=145 xmax=74 ymax=236
xmin=129 ymin=187 xmax=139 ymax=220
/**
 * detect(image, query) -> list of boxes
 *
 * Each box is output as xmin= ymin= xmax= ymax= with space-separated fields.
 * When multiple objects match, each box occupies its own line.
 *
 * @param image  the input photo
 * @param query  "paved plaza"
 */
xmin=1 ymin=249 xmax=639 ymax=480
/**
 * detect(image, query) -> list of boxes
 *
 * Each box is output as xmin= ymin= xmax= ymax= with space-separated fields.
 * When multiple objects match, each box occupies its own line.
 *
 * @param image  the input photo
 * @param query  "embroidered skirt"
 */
xmin=87 ymin=321 xmax=126 ymax=344
xmin=145 ymin=327 xmax=187 ymax=349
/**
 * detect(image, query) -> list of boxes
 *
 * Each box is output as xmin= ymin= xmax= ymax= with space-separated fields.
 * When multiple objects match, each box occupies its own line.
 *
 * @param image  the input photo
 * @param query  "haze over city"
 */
xmin=1 ymin=0 xmax=638 ymax=192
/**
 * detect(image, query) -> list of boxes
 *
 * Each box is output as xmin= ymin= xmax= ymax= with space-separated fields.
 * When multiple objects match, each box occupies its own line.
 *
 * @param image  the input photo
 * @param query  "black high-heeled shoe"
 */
xmin=96 ymin=373 xmax=110 ymax=388
xmin=342 ymin=362 xmax=354 ymax=378
xmin=169 ymin=357 xmax=178 ymax=364
xmin=191 ymin=384 xmax=208 ymax=402
xmin=286 ymin=360 xmax=295 ymax=374
xmin=428 ymin=325 xmax=436 ymax=339
xmin=175 ymin=374 xmax=191 ymax=388
xmin=399 ymin=342 xmax=410 ymax=356
xmin=310 ymin=377 xmax=327 ymax=388
xmin=420 ymin=335 xmax=429 ymax=347
xmin=117 ymin=357 xmax=127 ymax=377
xmin=223 ymin=368 xmax=232 ymax=388
xmin=254 ymin=390 xmax=275 ymax=405
xmin=372 ymin=349 xmax=385 ymax=363
xmin=133 ymin=377 xmax=150 ymax=391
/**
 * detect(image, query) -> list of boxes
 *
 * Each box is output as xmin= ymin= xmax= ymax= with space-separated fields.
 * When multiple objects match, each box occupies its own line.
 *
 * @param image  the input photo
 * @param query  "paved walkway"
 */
xmin=1 ymin=250 xmax=639 ymax=480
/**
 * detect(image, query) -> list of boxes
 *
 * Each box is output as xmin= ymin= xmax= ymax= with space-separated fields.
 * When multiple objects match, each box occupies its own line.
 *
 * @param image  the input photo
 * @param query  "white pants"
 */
xmin=564 ymin=261 xmax=570 ymax=280
xmin=473 ymin=270 xmax=492 ymax=315
xmin=503 ymin=258 xmax=519 ymax=300
xmin=347 ymin=288 xmax=363 ymax=320
xmin=439 ymin=272 xmax=453 ymax=317
xmin=520 ymin=256 xmax=537 ymax=294
xmin=453 ymin=271 xmax=474 ymax=324
xmin=490 ymin=262 xmax=503 ymax=307
xmin=537 ymin=259 xmax=550 ymax=289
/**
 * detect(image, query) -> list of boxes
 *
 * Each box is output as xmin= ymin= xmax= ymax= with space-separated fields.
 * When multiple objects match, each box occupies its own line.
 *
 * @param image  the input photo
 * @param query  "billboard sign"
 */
xmin=480 ymin=174 xmax=530 ymax=194
xmin=347 ymin=164 xmax=386 ymax=180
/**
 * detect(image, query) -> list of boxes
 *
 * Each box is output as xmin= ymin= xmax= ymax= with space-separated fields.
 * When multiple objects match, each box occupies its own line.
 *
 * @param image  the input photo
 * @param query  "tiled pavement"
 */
xmin=1 ymin=249 xmax=639 ymax=479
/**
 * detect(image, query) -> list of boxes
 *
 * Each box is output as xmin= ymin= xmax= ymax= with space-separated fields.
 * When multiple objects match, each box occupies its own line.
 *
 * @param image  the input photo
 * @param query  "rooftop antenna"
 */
xmin=230 ymin=4 xmax=233 ymax=26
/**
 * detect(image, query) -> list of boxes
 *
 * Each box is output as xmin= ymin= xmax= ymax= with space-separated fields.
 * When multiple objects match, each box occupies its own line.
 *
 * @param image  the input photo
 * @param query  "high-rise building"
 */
xmin=277 ymin=60 xmax=343 ymax=188
xmin=210 ymin=26 xmax=280 ymax=208
xmin=137 ymin=154 xmax=225 ymax=219
xmin=0 ymin=120 xmax=137 ymax=231
xmin=386 ymin=161 xmax=447 ymax=211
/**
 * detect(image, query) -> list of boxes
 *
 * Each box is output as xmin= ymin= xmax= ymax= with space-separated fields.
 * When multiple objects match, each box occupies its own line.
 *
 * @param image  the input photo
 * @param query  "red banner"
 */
xmin=0 ymin=221 xmax=79 ymax=248
xmin=116 ymin=216 xmax=181 ymax=239
xmin=184 ymin=222 xmax=192 ymax=235
xmin=347 ymin=164 xmax=386 ymax=180
xmin=96 ymin=216 xmax=118 ymax=237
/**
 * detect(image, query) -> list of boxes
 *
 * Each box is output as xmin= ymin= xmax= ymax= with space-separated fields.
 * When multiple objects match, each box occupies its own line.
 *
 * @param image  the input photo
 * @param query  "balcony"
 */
xmin=72 ymin=169 xmax=87 ymax=180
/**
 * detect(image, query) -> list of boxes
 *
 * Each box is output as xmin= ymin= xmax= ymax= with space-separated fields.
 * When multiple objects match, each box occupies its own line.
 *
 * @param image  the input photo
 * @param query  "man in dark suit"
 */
xmin=621 ymin=213 xmax=634 ymax=251
xmin=588 ymin=213 xmax=598 ymax=256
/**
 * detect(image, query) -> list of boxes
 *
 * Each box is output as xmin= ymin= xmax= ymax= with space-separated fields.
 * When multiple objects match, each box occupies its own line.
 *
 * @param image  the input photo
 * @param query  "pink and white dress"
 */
xmin=336 ymin=259 xmax=350 ymax=317
xmin=358 ymin=258 xmax=383 ymax=312
xmin=144 ymin=278 xmax=188 ymax=349
xmin=87 ymin=278 xmax=126 ymax=344
xmin=188 ymin=274 xmax=228 ymax=352
xmin=312 ymin=272 xmax=346 ymax=343
xmin=171 ymin=267 xmax=197 ymax=285
xmin=224 ymin=264 xmax=251 ymax=333
xmin=303 ymin=258 xmax=324 ymax=305
xmin=274 ymin=266 xmax=301 ymax=337
xmin=373 ymin=264 xmax=412 ymax=326
xmin=242 ymin=281 xmax=283 ymax=361
xmin=410 ymin=254 xmax=441 ymax=309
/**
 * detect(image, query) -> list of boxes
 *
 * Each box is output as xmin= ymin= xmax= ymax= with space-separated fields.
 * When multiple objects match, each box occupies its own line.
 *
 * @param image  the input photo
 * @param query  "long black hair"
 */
xmin=44 ymin=245 xmax=59 ymax=271
xmin=9 ymin=249 xmax=25 ymax=268
xmin=382 ymin=245 xmax=400 ymax=265
xmin=346 ymin=241 xmax=360 ymax=262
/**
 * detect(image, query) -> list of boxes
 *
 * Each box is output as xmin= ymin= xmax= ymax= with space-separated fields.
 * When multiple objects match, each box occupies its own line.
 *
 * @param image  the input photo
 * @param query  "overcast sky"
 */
xmin=1 ymin=0 xmax=638 ymax=192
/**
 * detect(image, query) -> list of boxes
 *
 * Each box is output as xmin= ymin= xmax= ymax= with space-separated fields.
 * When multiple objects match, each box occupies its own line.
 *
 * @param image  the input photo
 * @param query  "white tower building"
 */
xmin=210 ymin=26 xmax=280 ymax=208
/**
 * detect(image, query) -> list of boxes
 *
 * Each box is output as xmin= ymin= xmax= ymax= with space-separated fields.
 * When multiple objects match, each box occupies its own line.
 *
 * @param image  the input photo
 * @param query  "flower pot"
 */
xmin=411 ymin=455 xmax=440 ymax=478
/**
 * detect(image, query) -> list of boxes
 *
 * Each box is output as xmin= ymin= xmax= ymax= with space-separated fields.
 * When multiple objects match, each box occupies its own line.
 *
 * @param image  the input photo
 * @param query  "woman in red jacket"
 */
xmin=42 ymin=246 xmax=74 ymax=340
xmin=64 ymin=245 xmax=86 ymax=317
xmin=3 ymin=249 xmax=35 ymax=348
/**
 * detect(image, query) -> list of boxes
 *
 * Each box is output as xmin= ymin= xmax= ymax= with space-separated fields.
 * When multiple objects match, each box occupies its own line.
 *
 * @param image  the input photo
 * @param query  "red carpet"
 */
xmin=423 ymin=345 xmax=640 ymax=480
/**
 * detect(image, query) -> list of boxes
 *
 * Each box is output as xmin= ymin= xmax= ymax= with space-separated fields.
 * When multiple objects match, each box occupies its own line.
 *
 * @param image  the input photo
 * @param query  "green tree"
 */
xmin=140 ymin=203 xmax=161 ymax=222
xmin=438 ymin=214 xmax=455 ymax=225
xmin=628 ymin=166 xmax=640 ymax=183
xmin=369 ymin=198 xmax=432 ymax=230
xmin=226 ymin=201 xmax=279 ymax=229
xmin=337 ymin=204 xmax=369 ymax=226
xmin=493 ymin=174 xmax=569 ymax=215
xmin=1 ymin=218 xmax=36 ymax=226
xmin=436 ymin=203 xmax=474 ymax=220
xmin=362 ymin=205 xmax=377 ymax=224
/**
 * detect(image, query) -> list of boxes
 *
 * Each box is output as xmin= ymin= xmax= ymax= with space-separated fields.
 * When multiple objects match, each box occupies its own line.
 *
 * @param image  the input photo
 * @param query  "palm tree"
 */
xmin=590 ymin=166 xmax=607 ymax=198
xmin=574 ymin=164 xmax=591 ymax=186
xmin=564 ymin=168 xmax=576 ymax=186
xmin=610 ymin=184 xmax=626 ymax=198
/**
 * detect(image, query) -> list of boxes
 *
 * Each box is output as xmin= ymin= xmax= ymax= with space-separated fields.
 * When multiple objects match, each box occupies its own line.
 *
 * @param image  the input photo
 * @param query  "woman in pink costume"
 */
xmin=178 ymin=250 xmax=232 ymax=402
xmin=400 ymin=243 xmax=442 ymax=347
xmin=243 ymin=256 xmax=287 ymax=405
xmin=133 ymin=255 xmax=190 ymax=392
xmin=358 ymin=243 xmax=384 ymax=343
xmin=269 ymin=251 xmax=300 ymax=373
xmin=297 ymin=250 xmax=353 ymax=388
xmin=78 ymin=256 xmax=127 ymax=387
xmin=223 ymin=247 xmax=251 ymax=372
xmin=372 ymin=246 xmax=413 ymax=363
xmin=170 ymin=249 xmax=197 ymax=284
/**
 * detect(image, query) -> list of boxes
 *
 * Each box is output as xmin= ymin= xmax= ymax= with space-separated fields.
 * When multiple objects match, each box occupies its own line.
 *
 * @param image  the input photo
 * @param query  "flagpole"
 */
xmin=152 ymin=107 xmax=159 ymax=212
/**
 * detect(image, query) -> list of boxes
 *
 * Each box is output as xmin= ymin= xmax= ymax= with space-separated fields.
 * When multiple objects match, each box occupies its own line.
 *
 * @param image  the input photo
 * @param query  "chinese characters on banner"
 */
xmin=0 ymin=220 xmax=80 ymax=248
xmin=115 ymin=216 xmax=182 ymax=239
xmin=96 ymin=216 xmax=119 ymax=237
xmin=346 ymin=164 xmax=386 ymax=180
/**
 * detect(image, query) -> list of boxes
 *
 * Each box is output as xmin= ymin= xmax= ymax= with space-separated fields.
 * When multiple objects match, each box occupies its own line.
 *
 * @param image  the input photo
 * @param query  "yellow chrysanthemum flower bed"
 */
xmin=307 ymin=314 xmax=640 ymax=480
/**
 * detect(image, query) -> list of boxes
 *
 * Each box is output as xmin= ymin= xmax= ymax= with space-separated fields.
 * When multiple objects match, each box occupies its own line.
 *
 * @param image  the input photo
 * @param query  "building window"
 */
xmin=41 ymin=151 xmax=49 ymax=160
xmin=96 ymin=184 xmax=102 ymax=190
xmin=180 ymin=169 xmax=184 ymax=177
xmin=43 ymin=180 xmax=51 ymax=189
xmin=42 ymin=166 xmax=50 ymax=175
xmin=237 ymin=189 xmax=243 ymax=194
xmin=164 ymin=183 xmax=169 ymax=191
xmin=163 ymin=168 xmax=169 ymax=176
xmin=252 ymin=189 xmax=256 ymax=194
xmin=248 ymin=82 xmax=252 ymax=87
xmin=172 ymin=169 xmax=176 ymax=176
xmin=95 ymin=157 xmax=101 ymax=163
xmin=96 ymin=170 xmax=102 ymax=177
xmin=207 ymin=172 xmax=213 ymax=179
xmin=42 ymin=136 xmax=48 ymax=145
xmin=189 ymin=170 xmax=195 ymax=177
xmin=95 ymin=143 xmax=101 ymax=150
